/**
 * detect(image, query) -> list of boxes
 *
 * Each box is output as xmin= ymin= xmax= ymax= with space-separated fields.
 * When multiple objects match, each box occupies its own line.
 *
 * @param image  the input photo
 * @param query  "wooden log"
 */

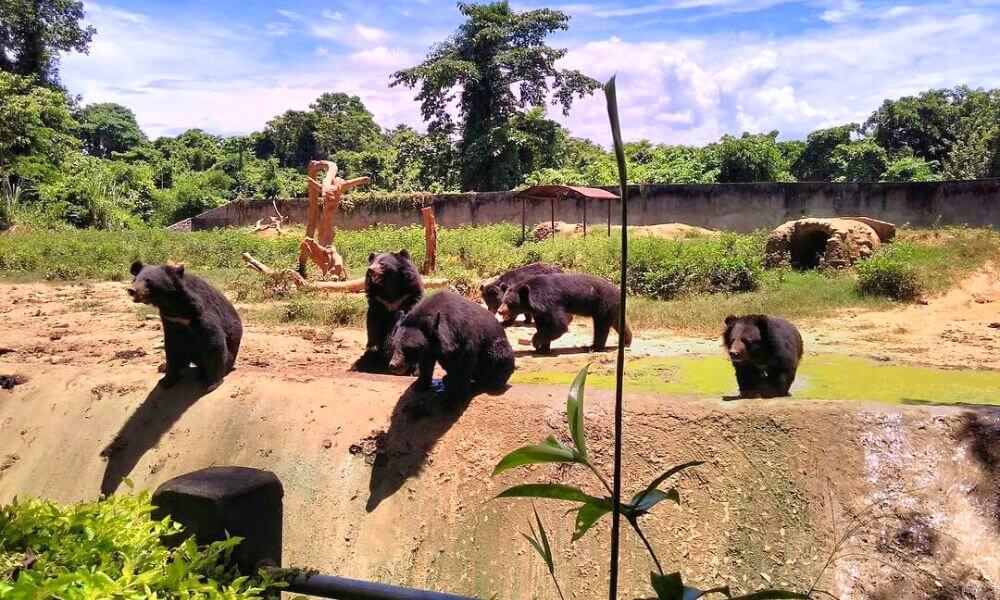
xmin=421 ymin=206 xmax=437 ymax=275
xmin=242 ymin=252 xmax=450 ymax=293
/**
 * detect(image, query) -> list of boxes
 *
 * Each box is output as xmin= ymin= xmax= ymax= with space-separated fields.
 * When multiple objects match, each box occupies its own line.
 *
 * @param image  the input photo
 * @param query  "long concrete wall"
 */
xmin=189 ymin=179 xmax=1000 ymax=232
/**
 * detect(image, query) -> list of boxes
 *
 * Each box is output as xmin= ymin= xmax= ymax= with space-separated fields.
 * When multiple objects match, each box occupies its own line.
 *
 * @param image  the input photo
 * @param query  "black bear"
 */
xmin=128 ymin=261 xmax=242 ymax=392
xmin=498 ymin=273 xmax=632 ymax=353
xmin=353 ymin=250 xmax=424 ymax=373
xmin=722 ymin=315 xmax=803 ymax=398
xmin=480 ymin=262 xmax=564 ymax=326
xmin=389 ymin=291 xmax=515 ymax=399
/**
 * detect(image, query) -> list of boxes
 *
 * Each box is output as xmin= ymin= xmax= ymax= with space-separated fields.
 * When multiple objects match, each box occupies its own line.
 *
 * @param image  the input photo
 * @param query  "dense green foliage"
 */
xmin=0 ymin=491 xmax=278 ymax=598
xmin=0 ymin=0 xmax=94 ymax=86
xmin=1 ymin=2 xmax=998 ymax=231
xmin=75 ymin=102 xmax=147 ymax=158
xmin=391 ymin=1 xmax=600 ymax=191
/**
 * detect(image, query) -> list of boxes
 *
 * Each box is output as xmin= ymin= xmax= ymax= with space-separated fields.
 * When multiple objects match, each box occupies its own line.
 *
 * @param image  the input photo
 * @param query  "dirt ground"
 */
xmin=0 ymin=271 xmax=998 ymax=599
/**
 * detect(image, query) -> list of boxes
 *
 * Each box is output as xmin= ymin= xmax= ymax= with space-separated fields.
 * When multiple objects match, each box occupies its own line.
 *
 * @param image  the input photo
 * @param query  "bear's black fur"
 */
xmin=722 ymin=315 xmax=803 ymax=398
xmin=498 ymin=273 xmax=632 ymax=353
xmin=480 ymin=262 xmax=564 ymax=326
xmin=389 ymin=291 xmax=515 ymax=399
xmin=353 ymin=249 xmax=424 ymax=373
xmin=128 ymin=261 xmax=242 ymax=391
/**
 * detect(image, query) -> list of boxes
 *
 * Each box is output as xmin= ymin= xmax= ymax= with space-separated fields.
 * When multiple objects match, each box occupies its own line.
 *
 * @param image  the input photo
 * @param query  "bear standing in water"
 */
xmin=354 ymin=250 xmax=424 ymax=373
xmin=497 ymin=273 xmax=632 ymax=353
xmin=128 ymin=261 xmax=242 ymax=392
xmin=479 ymin=262 xmax=564 ymax=326
xmin=723 ymin=315 xmax=803 ymax=398
xmin=389 ymin=292 xmax=515 ymax=400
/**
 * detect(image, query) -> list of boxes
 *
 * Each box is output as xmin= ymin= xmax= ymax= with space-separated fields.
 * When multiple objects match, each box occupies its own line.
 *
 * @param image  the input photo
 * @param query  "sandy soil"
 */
xmin=810 ymin=264 xmax=1000 ymax=371
xmin=0 ymin=276 xmax=998 ymax=598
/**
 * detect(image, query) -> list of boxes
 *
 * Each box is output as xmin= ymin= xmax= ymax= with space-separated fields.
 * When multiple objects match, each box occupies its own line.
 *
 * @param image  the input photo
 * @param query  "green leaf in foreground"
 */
xmin=492 ymin=436 xmax=579 ymax=476
xmin=566 ymin=364 xmax=590 ymax=459
xmin=650 ymin=572 xmax=733 ymax=600
xmin=521 ymin=503 xmax=555 ymax=574
xmin=570 ymin=501 xmax=612 ymax=541
xmin=497 ymin=483 xmax=605 ymax=504
xmin=633 ymin=461 xmax=704 ymax=509
xmin=629 ymin=488 xmax=680 ymax=515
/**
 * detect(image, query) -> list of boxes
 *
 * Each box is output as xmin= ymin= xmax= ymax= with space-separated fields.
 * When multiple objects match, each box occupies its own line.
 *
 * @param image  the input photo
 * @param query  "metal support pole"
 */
xmin=550 ymin=198 xmax=555 ymax=240
xmin=521 ymin=197 xmax=526 ymax=244
xmin=278 ymin=570 xmax=477 ymax=600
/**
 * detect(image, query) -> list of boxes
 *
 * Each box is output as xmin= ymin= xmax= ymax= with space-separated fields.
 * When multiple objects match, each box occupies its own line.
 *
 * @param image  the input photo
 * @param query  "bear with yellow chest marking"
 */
xmin=128 ymin=260 xmax=242 ymax=392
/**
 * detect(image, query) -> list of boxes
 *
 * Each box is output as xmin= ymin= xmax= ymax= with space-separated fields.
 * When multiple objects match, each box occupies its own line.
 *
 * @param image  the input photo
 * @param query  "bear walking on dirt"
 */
xmin=480 ymin=262 xmax=564 ymax=326
xmin=389 ymin=291 xmax=515 ymax=400
xmin=353 ymin=250 xmax=424 ymax=373
xmin=128 ymin=261 xmax=242 ymax=392
xmin=722 ymin=315 xmax=803 ymax=398
xmin=497 ymin=273 xmax=632 ymax=353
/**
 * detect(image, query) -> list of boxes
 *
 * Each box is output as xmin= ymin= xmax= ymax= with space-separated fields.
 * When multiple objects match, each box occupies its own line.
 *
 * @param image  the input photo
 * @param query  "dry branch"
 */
xmin=421 ymin=206 xmax=437 ymax=275
xmin=242 ymin=252 xmax=449 ymax=293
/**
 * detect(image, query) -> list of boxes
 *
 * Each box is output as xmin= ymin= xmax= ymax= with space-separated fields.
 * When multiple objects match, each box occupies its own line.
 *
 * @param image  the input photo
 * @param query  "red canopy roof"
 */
xmin=517 ymin=184 xmax=620 ymax=201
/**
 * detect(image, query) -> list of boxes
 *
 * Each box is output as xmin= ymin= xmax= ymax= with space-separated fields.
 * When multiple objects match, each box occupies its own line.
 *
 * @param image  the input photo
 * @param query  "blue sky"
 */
xmin=61 ymin=0 xmax=1000 ymax=145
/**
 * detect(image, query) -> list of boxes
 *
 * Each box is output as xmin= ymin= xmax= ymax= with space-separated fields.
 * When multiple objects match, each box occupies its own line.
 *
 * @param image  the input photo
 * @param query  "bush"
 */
xmin=856 ymin=248 xmax=923 ymax=300
xmin=0 ymin=492 xmax=278 ymax=598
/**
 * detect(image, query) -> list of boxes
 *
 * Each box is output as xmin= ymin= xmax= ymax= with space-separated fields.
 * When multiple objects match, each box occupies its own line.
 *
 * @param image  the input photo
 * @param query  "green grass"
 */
xmin=512 ymin=354 xmax=1000 ymax=406
xmin=1 ymin=224 xmax=996 ymax=335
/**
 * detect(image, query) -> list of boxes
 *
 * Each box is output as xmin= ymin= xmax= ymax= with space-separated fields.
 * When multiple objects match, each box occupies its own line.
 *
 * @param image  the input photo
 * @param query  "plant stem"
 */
xmin=584 ymin=460 xmax=615 ymax=497
xmin=628 ymin=516 xmax=663 ymax=575
xmin=550 ymin=571 xmax=567 ymax=600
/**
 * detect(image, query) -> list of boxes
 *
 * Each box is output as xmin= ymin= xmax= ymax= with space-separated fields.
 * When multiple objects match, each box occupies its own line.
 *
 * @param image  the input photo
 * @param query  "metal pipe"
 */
xmin=279 ymin=570 xmax=477 ymax=600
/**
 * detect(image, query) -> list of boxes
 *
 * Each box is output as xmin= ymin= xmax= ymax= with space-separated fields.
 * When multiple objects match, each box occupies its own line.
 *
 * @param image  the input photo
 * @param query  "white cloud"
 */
xmin=61 ymin=0 xmax=1000 ymax=148
xmin=554 ymin=6 xmax=999 ymax=145
xmin=820 ymin=0 xmax=861 ymax=23
xmin=62 ymin=2 xmax=419 ymax=138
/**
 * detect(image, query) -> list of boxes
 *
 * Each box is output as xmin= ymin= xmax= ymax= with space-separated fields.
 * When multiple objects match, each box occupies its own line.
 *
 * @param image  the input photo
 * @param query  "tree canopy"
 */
xmin=0 ymin=0 xmax=95 ymax=86
xmin=391 ymin=1 xmax=600 ymax=191
xmin=76 ymin=103 xmax=147 ymax=158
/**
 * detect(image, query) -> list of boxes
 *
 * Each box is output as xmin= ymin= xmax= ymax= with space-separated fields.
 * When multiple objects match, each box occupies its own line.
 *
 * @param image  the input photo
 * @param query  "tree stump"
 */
xmin=296 ymin=161 xmax=370 ymax=280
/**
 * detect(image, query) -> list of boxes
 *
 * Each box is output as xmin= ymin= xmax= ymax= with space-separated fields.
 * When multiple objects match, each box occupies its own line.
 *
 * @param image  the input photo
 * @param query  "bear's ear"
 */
xmin=518 ymin=284 xmax=531 ymax=306
xmin=724 ymin=315 xmax=736 ymax=328
xmin=166 ymin=262 xmax=185 ymax=278
xmin=368 ymin=252 xmax=377 ymax=264
xmin=499 ymin=282 xmax=508 ymax=292
xmin=130 ymin=260 xmax=144 ymax=276
xmin=754 ymin=315 xmax=769 ymax=333
xmin=398 ymin=249 xmax=411 ymax=259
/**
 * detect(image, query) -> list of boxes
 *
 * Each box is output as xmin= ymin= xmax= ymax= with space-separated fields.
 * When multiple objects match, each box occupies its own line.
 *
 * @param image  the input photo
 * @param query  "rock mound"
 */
xmin=765 ymin=217 xmax=896 ymax=269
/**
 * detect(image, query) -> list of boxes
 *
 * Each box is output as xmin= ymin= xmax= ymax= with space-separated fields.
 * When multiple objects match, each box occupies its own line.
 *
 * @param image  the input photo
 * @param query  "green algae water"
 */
xmin=511 ymin=354 xmax=1000 ymax=406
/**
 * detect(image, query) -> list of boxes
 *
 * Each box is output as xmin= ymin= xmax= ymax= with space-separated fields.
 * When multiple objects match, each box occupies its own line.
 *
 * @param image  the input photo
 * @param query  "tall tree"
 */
xmin=713 ymin=132 xmax=790 ymax=183
xmin=0 ymin=71 xmax=78 ymax=186
xmin=0 ymin=0 xmax=95 ymax=86
xmin=792 ymin=123 xmax=858 ymax=181
xmin=863 ymin=87 xmax=965 ymax=165
xmin=76 ymin=102 xmax=147 ymax=158
xmin=391 ymin=1 xmax=599 ymax=191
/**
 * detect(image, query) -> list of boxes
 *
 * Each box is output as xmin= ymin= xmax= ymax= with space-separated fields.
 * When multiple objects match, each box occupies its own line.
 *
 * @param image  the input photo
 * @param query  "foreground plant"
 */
xmin=0 ymin=489 xmax=281 ymax=598
xmin=493 ymin=364 xmax=815 ymax=599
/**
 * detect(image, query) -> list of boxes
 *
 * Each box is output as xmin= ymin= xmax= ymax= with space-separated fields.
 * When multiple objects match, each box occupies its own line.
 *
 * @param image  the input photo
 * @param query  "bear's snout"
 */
xmin=388 ymin=355 xmax=410 ymax=375
xmin=127 ymin=280 xmax=149 ymax=304
xmin=497 ymin=303 xmax=512 ymax=321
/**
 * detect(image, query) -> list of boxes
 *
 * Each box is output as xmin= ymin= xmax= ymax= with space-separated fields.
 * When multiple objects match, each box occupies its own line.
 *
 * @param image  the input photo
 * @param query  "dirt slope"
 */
xmin=0 ymin=280 xmax=998 ymax=598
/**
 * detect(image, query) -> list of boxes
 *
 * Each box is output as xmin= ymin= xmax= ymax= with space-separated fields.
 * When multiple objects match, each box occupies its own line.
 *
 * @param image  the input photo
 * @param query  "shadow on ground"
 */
xmin=99 ymin=372 xmax=207 ymax=496
xmin=958 ymin=410 xmax=1000 ymax=530
xmin=365 ymin=381 xmax=472 ymax=512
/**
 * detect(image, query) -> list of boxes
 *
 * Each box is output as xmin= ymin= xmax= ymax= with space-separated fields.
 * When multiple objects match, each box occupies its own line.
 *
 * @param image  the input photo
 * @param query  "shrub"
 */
xmin=856 ymin=248 xmax=923 ymax=300
xmin=0 ymin=491 xmax=279 ymax=598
